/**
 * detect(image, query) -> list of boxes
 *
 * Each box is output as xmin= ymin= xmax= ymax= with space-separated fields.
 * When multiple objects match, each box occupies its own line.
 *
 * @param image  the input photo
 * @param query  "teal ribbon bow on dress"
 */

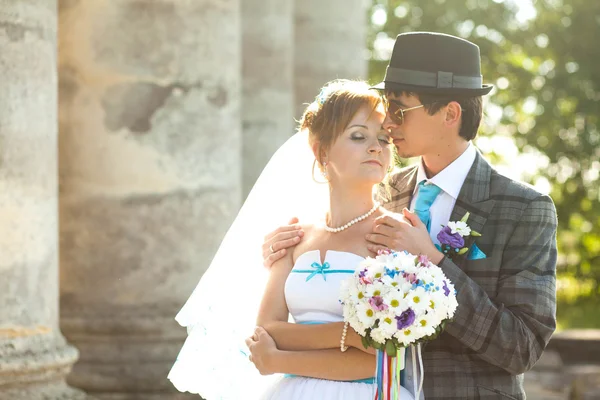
xmin=307 ymin=262 xmax=330 ymax=281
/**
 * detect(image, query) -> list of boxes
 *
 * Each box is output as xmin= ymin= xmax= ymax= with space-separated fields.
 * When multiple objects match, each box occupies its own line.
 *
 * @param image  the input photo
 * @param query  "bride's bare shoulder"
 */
xmin=298 ymin=222 xmax=321 ymax=236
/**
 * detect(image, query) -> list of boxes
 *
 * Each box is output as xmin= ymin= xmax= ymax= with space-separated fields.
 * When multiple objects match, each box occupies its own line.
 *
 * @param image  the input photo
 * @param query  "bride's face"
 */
xmin=324 ymin=104 xmax=392 ymax=188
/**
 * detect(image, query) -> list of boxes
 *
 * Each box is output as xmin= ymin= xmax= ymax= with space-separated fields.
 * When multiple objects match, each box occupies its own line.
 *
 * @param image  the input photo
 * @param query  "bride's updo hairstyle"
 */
xmin=299 ymin=79 xmax=383 ymax=176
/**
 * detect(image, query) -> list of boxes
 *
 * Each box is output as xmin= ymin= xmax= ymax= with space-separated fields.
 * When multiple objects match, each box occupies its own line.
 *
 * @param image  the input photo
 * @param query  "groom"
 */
xmin=263 ymin=32 xmax=557 ymax=399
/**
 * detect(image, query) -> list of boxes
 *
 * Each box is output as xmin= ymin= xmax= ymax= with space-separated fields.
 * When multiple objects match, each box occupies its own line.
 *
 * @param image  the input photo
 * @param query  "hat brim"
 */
xmin=371 ymin=81 xmax=493 ymax=96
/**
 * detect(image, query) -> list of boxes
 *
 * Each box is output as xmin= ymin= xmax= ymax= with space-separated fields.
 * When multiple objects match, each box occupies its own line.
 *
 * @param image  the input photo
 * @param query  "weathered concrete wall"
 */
xmin=241 ymin=0 xmax=294 ymax=196
xmin=0 ymin=1 xmax=85 ymax=398
xmin=58 ymin=0 xmax=241 ymax=398
xmin=294 ymin=0 xmax=368 ymax=118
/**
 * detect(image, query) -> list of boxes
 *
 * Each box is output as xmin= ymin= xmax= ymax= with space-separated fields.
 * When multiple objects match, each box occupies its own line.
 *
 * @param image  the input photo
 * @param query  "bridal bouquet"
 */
xmin=339 ymin=250 xmax=458 ymax=399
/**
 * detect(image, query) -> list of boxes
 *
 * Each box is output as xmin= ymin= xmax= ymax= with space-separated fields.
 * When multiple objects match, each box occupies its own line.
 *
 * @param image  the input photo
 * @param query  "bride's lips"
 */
xmin=363 ymin=160 xmax=383 ymax=167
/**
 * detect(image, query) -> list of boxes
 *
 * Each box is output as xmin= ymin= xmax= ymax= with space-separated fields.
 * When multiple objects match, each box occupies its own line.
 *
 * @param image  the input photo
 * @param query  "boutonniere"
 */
xmin=436 ymin=212 xmax=482 ymax=260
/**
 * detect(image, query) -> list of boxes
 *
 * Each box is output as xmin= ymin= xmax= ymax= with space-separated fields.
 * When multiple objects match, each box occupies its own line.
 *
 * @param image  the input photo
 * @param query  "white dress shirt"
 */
xmin=409 ymin=143 xmax=477 ymax=245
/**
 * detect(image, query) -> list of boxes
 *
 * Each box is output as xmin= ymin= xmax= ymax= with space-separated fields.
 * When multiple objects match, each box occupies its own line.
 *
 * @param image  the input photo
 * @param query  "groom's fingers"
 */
xmin=262 ymin=229 xmax=304 ymax=261
xmin=374 ymin=214 xmax=408 ymax=229
xmin=263 ymin=222 xmax=302 ymax=242
xmin=367 ymin=244 xmax=390 ymax=255
xmin=372 ymin=223 xmax=398 ymax=238
xmin=263 ymin=249 xmax=287 ymax=268
xmin=270 ymin=231 xmax=303 ymax=250
xmin=366 ymin=233 xmax=398 ymax=250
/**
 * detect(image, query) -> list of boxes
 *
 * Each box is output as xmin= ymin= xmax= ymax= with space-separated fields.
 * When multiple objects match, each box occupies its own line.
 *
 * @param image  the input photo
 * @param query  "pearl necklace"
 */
xmin=325 ymin=202 xmax=381 ymax=233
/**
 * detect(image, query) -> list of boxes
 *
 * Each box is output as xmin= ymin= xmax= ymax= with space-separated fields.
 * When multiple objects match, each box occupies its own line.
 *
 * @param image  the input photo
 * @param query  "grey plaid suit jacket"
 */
xmin=383 ymin=151 xmax=558 ymax=399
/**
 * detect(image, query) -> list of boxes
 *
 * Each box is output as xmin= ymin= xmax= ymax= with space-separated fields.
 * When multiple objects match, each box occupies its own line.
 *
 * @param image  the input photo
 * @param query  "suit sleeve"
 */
xmin=440 ymin=194 xmax=558 ymax=375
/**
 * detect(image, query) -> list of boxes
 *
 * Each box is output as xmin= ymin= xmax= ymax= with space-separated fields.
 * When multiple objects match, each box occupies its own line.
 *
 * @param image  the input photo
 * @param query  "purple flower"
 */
xmin=369 ymin=296 xmax=388 ymax=311
xmin=396 ymin=308 xmax=415 ymax=330
xmin=358 ymin=268 xmax=368 ymax=279
xmin=437 ymin=226 xmax=465 ymax=248
xmin=443 ymin=280 xmax=450 ymax=296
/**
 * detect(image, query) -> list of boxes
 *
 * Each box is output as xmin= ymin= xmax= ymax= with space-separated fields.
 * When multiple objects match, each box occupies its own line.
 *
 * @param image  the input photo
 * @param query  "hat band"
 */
xmin=384 ymin=67 xmax=483 ymax=89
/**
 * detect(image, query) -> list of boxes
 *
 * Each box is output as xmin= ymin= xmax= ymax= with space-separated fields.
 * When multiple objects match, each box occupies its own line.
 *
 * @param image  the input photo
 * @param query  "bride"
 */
xmin=169 ymin=79 xmax=415 ymax=400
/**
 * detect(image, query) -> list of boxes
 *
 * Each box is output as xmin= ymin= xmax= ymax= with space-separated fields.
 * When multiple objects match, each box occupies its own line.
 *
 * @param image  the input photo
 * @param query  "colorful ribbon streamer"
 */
xmin=374 ymin=348 xmax=405 ymax=400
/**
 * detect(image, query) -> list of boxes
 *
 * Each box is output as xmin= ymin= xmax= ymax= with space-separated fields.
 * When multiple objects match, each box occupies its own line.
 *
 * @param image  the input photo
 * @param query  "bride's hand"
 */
xmin=245 ymin=326 xmax=279 ymax=375
xmin=262 ymin=217 xmax=304 ymax=268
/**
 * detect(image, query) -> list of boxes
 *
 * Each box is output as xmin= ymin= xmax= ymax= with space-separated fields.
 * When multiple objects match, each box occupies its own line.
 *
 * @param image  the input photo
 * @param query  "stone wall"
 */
xmin=0 ymin=1 xmax=84 ymax=398
xmin=58 ymin=0 xmax=240 ymax=398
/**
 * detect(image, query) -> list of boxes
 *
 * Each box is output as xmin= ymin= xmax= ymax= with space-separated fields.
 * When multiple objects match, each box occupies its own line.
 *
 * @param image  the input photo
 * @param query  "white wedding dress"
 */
xmin=261 ymin=249 xmax=415 ymax=400
xmin=168 ymin=131 xmax=418 ymax=399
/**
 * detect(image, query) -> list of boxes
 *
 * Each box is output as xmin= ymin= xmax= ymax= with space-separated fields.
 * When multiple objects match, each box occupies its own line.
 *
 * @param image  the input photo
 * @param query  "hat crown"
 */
xmin=390 ymin=32 xmax=482 ymax=76
xmin=374 ymin=31 xmax=493 ymax=95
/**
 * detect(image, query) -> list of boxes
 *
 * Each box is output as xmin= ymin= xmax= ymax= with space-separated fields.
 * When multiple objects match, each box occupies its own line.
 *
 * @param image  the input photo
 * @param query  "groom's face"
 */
xmin=382 ymin=93 xmax=446 ymax=159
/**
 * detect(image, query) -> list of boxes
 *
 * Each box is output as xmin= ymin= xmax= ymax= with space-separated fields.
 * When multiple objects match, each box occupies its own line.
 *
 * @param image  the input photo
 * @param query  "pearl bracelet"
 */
xmin=340 ymin=322 xmax=349 ymax=352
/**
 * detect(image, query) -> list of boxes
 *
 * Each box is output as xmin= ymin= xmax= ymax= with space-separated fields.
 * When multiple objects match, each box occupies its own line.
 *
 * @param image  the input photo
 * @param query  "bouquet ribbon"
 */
xmin=374 ymin=344 xmax=423 ymax=400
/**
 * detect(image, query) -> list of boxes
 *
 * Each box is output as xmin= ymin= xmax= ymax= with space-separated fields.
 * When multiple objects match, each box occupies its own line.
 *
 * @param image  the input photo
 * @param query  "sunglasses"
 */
xmin=382 ymin=97 xmax=425 ymax=125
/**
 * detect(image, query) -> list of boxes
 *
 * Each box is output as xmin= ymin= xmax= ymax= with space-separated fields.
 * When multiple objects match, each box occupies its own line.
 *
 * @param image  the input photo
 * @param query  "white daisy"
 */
xmin=394 ymin=326 xmax=420 ymax=347
xmin=347 ymin=282 xmax=368 ymax=304
xmin=369 ymin=326 xmax=389 ymax=344
xmin=382 ymin=289 xmax=409 ymax=316
xmin=414 ymin=313 xmax=438 ymax=337
xmin=365 ymin=281 xmax=387 ymax=298
xmin=406 ymin=286 xmax=429 ymax=314
xmin=347 ymin=314 xmax=367 ymax=336
xmin=356 ymin=302 xmax=377 ymax=328
xmin=447 ymin=220 xmax=471 ymax=237
xmin=378 ymin=311 xmax=399 ymax=337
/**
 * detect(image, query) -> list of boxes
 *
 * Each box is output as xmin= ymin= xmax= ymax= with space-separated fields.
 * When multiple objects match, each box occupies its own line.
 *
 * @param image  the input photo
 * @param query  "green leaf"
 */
xmin=361 ymin=335 xmax=370 ymax=350
xmin=385 ymin=340 xmax=397 ymax=357
xmin=471 ymin=231 xmax=482 ymax=237
xmin=458 ymin=247 xmax=469 ymax=255
xmin=460 ymin=212 xmax=470 ymax=223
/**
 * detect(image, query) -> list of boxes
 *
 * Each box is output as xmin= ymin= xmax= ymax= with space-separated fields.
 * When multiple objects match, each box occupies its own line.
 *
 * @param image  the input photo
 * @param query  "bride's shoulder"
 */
xmin=298 ymin=222 xmax=321 ymax=235
xmin=376 ymin=207 xmax=409 ymax=223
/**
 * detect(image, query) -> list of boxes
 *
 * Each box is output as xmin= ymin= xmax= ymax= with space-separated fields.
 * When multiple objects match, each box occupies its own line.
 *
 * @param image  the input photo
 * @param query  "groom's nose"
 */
xmin=382 ymin=112 xmax=400 ymax=133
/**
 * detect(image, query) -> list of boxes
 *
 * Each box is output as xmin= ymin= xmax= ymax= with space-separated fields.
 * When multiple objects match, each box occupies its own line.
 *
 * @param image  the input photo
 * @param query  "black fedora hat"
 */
xmin=372 ymin=32 xmax=493 ymax=96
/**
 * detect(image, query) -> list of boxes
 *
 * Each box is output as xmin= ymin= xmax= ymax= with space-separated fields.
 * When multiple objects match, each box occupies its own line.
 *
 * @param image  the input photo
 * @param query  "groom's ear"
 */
xmin=444 ymin=101 xmax=462 ymax=128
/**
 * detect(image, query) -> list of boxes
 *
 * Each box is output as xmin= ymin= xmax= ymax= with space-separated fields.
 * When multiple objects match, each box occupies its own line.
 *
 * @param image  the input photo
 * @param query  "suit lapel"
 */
xmin=385 ymin=165 xmax=418 ymax=212
xmin=449 ymin=151 xmax=496 ymax=267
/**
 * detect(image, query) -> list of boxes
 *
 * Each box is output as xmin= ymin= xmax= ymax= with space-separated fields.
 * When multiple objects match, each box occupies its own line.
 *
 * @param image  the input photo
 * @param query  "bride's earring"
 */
xmin=321 ymin=162 xmax=328 ymax=179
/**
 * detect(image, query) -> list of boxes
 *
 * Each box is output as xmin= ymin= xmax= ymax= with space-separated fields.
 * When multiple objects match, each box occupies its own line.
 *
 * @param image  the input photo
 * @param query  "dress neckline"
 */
xmin=295 ymin=249 xmax=366 ymax=265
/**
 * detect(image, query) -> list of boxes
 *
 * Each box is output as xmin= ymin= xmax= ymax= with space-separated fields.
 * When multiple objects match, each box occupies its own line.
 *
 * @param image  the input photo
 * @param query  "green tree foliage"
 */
xmin=368 ymin=0 xmax=600 ymax=293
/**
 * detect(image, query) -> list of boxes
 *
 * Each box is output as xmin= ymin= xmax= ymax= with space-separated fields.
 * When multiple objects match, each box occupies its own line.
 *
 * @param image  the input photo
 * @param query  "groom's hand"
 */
xmin=262 ymin=217 xmax=304 ymax=268
xmin=366 ymin=208 xmax=444 ymax=264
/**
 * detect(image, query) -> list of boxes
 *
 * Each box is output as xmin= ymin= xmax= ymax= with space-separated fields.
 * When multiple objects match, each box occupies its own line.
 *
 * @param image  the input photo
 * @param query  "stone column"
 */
xmin=58 ymin=1 xmax=241 ymax=399
xmin=294 ymin=0 xmax=369 ymax=118
xmin=0 ymin=1 xmax=85 ymax=398
xmin=242 ymin=0 xmax=294 ymax=196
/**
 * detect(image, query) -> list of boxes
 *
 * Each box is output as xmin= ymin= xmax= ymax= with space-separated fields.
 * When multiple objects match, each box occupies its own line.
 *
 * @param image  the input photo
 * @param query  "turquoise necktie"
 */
xmin=413 ymin=180 xmax=442 ymax=232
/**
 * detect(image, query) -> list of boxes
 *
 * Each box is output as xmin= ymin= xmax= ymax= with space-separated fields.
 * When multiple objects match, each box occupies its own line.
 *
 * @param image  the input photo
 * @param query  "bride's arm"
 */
xmin=271 ymin=348 xmax=375 ymax=381
xmin=255 ymin=253 xmax=372 ymax=354
xmin=247 ymin=327 xmax=375 ymax=380
xmin=261 ymin=320 xmax=375 ymax=354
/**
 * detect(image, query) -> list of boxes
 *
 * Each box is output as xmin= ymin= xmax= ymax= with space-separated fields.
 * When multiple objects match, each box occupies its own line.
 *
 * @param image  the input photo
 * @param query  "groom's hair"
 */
xmin=387 ymin=90 xmax=483 ymax=141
